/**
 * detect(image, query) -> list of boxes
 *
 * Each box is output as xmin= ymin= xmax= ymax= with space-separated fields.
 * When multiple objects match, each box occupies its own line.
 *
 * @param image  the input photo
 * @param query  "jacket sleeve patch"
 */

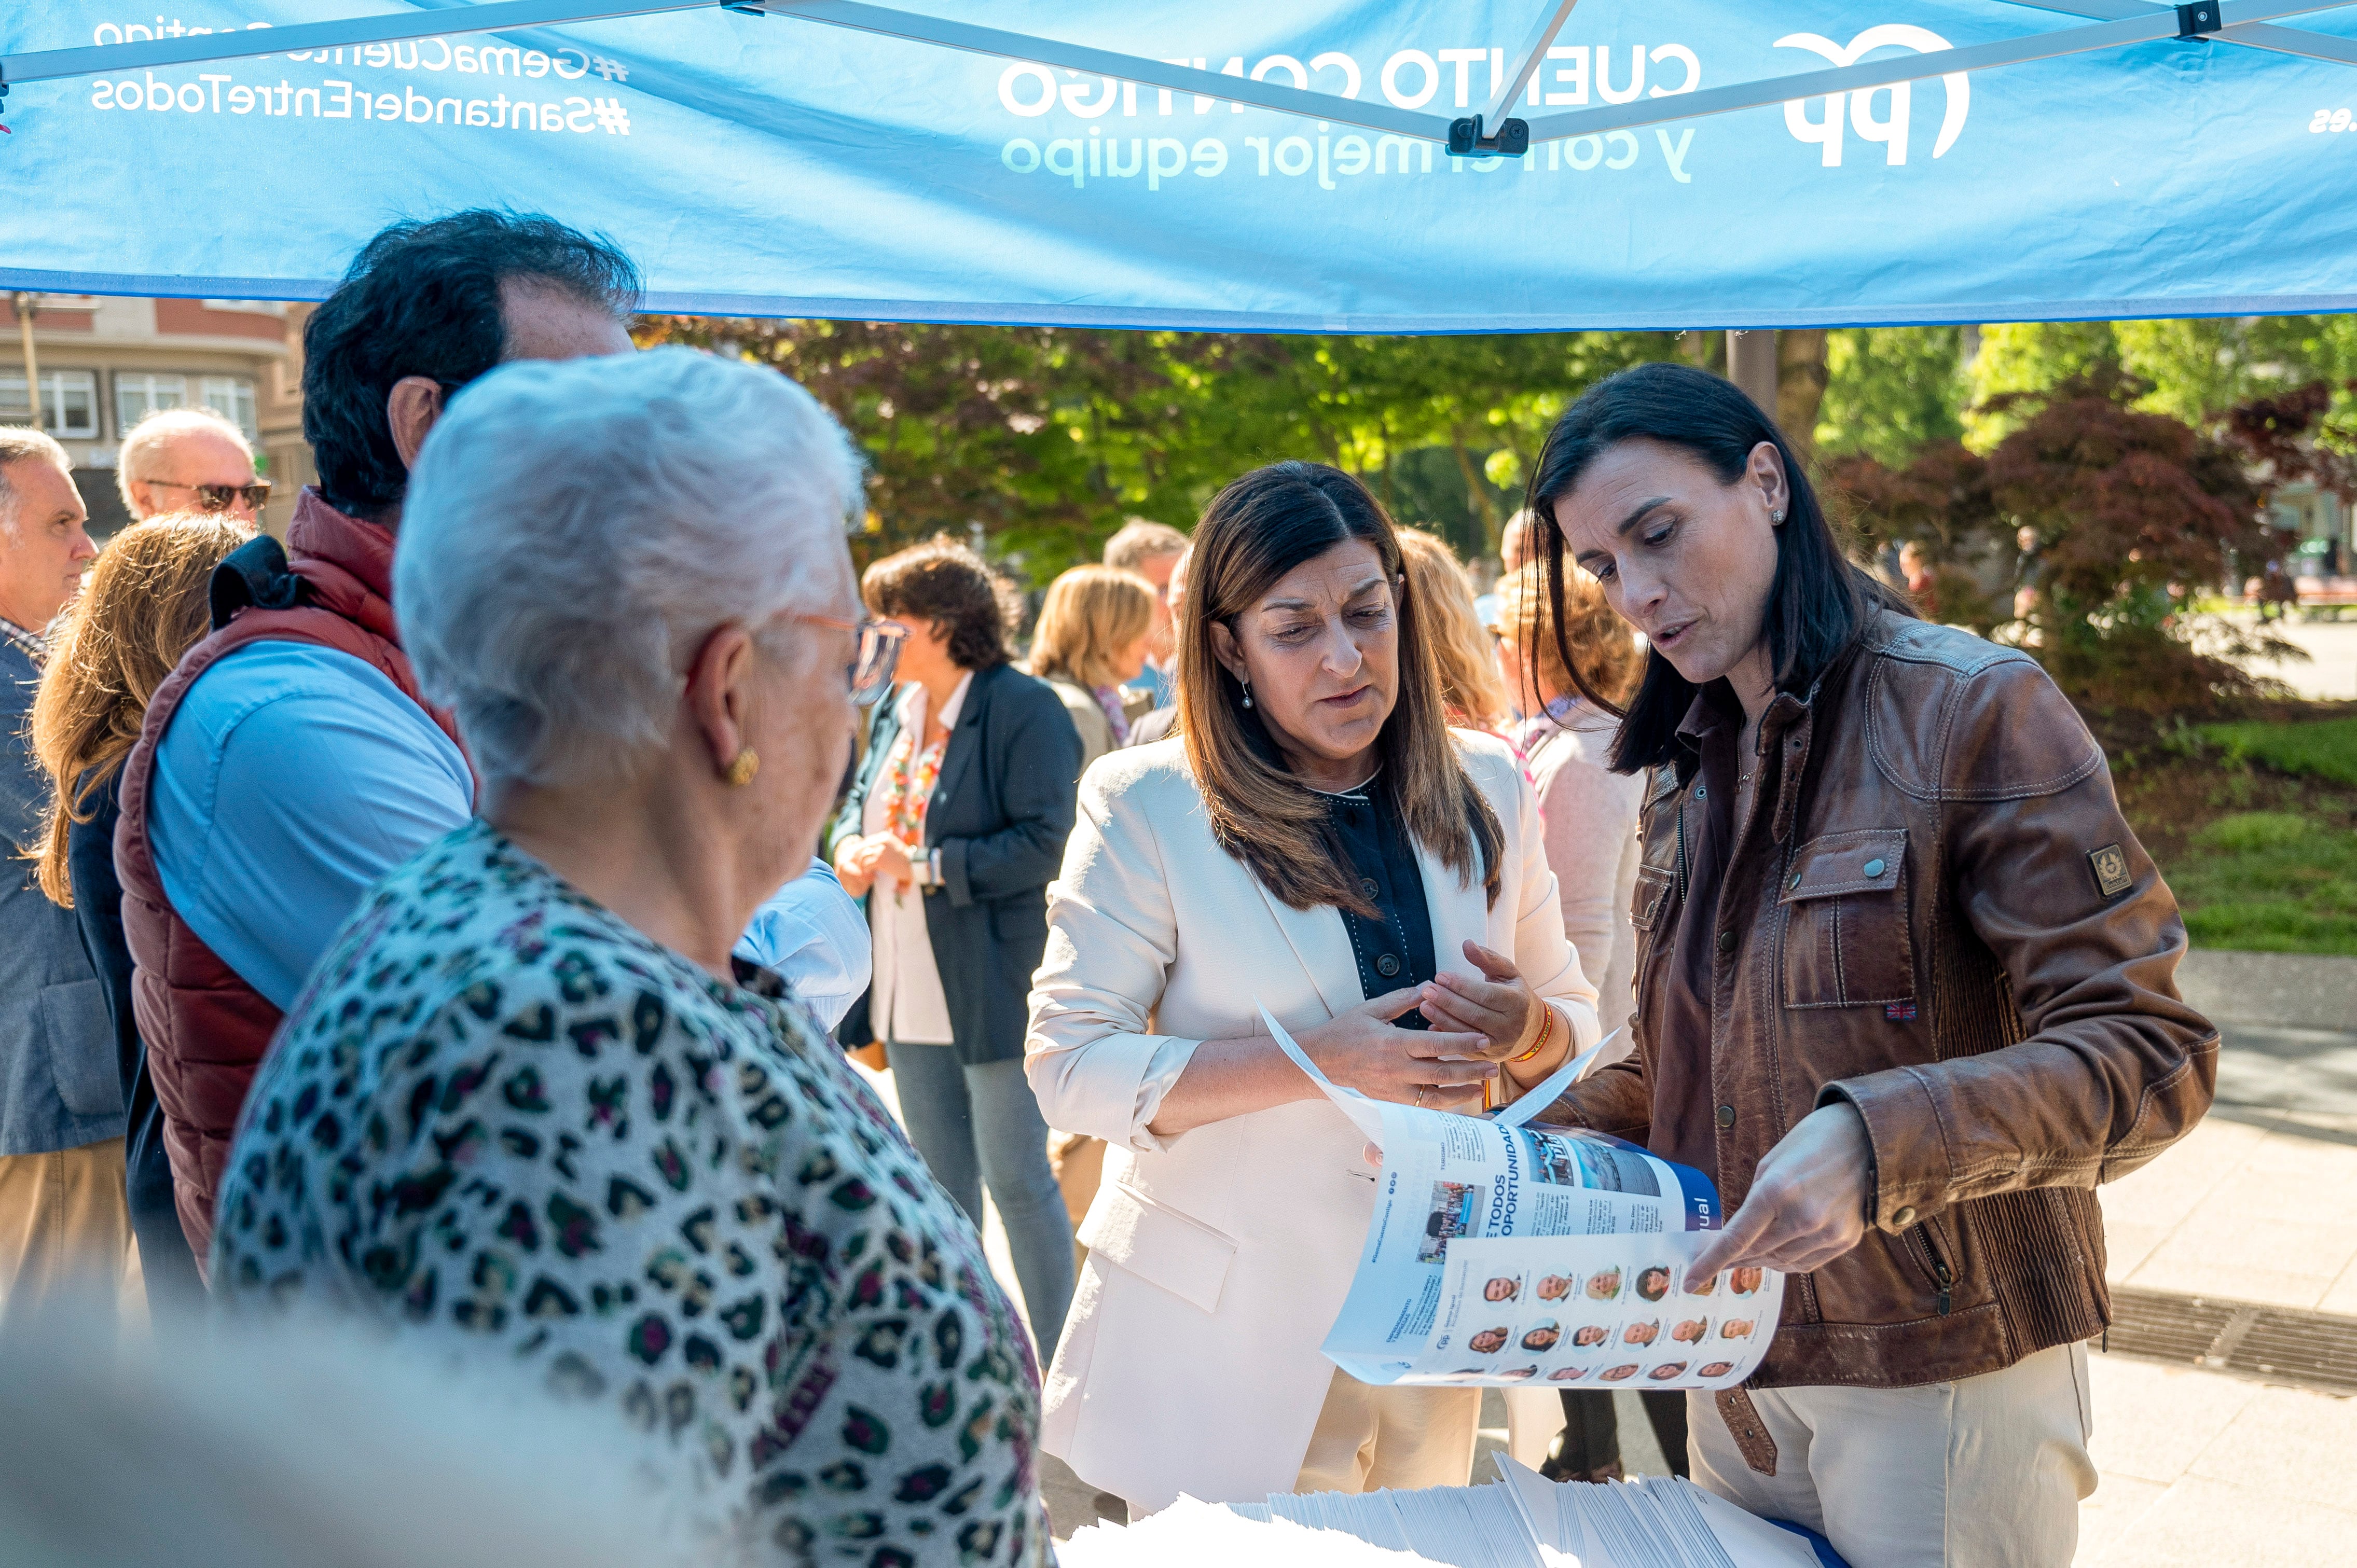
xmin=2088 ymin=843 xmax=2133 ymax=900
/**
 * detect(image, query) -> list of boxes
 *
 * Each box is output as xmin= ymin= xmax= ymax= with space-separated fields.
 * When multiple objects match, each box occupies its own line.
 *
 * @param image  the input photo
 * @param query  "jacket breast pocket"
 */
xmin=1780 ymin=829 xmax=1915 ymax=1010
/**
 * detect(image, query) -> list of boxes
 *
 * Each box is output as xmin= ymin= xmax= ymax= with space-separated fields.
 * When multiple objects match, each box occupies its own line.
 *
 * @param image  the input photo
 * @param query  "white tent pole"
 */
xmin=10 ymin=0 xmax=2357 ymax=145
xmin=751 ymin=0 xmax=1448 ymax=139
xmin=2219 ymin=20 xmax=2357 ymax=63
xmin=1519 ymin=0 xmax=2349 ymax=145
xmin=1481 ymin=0 xmax=1583 ymax=129
xmin=0 ymin=0 xmax=712 ymax=84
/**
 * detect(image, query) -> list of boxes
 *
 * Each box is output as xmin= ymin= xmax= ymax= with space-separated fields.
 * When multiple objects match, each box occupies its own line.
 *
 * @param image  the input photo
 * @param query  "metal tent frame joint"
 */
xmin=1446 ymin=115 xmax=1531 ymax=158
xmin=2177 ymin=2 xmax=2225 ymax=36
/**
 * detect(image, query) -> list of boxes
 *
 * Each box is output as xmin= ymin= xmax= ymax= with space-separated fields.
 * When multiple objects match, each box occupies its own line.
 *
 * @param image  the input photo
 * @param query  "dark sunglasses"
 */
xmin=146 ymin=478 xmax=272 ymax=512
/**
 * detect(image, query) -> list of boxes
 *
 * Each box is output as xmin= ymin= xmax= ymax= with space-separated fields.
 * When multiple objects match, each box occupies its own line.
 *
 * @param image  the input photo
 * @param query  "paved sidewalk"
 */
xmin=2077 ymin=1011 xmax=2357 ymax=1563
xmin=2102 ymin=1023 xmax=2357 ymax=1312
xmin=2224 ymin=611 xmax=2357 ymax=701
xmin=2077 ymin=1353 xmax=2356 ymax=1565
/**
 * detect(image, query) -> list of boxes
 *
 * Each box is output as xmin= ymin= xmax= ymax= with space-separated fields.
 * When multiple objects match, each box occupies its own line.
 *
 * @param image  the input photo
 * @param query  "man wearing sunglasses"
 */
xmin=117 ymin=407 xmax=269 ymax=525
xmin=113 ymin=213 xmax=872 ymax=1273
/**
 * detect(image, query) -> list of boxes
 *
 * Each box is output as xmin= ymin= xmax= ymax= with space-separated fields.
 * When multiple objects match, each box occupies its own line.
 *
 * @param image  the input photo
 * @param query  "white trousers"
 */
xmin=1688 ymin=1342 xmax=2097 ymax=1568
xmin=1292 ymin=1367 xmax=1480 ymax=1496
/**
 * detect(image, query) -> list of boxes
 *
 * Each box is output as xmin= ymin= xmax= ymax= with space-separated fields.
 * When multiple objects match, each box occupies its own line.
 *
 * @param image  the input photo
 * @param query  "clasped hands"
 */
xmin=833 ymin=833 xmax=914 ymax=900
xmin=1302 ymin=939 xmax=1561 ymax=1115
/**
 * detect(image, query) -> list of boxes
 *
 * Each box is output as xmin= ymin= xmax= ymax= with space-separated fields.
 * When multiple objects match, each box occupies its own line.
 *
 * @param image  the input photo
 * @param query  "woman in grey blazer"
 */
xmin=829 ymin=538 xmax=1084 ymax=1358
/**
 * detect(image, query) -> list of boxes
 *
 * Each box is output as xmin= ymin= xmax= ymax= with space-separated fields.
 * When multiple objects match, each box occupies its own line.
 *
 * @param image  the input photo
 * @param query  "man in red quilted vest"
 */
xmin=113 ymin=213 xmax=644 ymax=1270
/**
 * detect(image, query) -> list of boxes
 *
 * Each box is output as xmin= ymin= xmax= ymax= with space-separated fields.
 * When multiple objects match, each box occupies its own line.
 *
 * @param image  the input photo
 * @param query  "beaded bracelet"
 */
xmin=1509 ymin=1003 xmax=1556 ymax=1065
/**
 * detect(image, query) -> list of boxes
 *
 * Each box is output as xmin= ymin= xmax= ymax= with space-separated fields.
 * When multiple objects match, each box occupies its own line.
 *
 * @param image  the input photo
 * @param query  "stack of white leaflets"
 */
xmin=1057 ymin=1457 xmax=1824 ymax=1568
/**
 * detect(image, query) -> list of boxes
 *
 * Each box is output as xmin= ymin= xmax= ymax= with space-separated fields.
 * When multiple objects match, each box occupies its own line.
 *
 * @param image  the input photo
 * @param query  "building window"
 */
xmin=116 ymin=372 xmax=189 ymax=436
xmin=199 ymin=376 xmax=259 ymax=441
xmin=0 ymin=370 xmax=101 ymax=438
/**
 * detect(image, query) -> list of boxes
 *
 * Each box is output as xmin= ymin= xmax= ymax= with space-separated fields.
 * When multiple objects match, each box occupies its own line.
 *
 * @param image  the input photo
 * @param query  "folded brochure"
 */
xmin=1260 ymin=1004 xmax=1783 ymax=1391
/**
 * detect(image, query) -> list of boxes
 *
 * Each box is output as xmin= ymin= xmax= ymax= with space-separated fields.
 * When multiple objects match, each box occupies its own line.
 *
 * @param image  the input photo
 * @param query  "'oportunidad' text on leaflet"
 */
xmin=1260 ymin=1005 xmax=1783 ymax=1391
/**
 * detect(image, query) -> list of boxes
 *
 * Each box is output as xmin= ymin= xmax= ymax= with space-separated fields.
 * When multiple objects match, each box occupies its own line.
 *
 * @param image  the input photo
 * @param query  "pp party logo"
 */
xmin=1775 ymin=24 xmax=1968 ymax=166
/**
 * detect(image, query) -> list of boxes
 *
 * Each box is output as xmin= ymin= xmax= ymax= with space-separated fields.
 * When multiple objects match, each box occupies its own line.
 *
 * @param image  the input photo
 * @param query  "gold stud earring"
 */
xmin=724 ymin=747 xmax=760 ymax=788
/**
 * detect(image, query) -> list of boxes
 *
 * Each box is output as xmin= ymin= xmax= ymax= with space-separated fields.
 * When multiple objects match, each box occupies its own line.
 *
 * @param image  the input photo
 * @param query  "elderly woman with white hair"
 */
xmin=210 ymin=349 xmax=1051 ymax=1567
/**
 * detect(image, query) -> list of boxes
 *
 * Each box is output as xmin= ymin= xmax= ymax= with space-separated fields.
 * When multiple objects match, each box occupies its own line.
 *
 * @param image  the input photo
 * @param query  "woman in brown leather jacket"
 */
xmin=1527 ymin=363 xmax=2215 ymax=1566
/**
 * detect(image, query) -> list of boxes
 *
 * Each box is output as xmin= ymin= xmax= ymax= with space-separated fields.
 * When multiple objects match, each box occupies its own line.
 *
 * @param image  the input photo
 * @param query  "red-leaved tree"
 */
xmin=1827 ymin=370 xmax=2299 ymax=715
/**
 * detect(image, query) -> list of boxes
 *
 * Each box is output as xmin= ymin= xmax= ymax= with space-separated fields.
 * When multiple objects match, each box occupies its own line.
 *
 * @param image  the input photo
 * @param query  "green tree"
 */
xmin=1815 ymin=326 xmax=1967 ymax=467
xmin=1829 ymin=371 xmax=2293 ymax=717
xmin=637 ymin=317 xmax=1681 ymax=579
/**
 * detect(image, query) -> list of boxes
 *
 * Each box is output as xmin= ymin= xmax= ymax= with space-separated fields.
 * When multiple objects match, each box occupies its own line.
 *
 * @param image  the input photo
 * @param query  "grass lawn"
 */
xmin=2111 ymin=712 xmax=2357 ymax=955
xmin=2198 ymin=715 xmax=2357 ymax=788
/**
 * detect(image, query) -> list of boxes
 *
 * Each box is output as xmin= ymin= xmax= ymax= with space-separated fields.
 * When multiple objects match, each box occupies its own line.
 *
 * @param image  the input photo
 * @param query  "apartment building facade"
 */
xmin=5 ymin=293 xmax=314 ymax=537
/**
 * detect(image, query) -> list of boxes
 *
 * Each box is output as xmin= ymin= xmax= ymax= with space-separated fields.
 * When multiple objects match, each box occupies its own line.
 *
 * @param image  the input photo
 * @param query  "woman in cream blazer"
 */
xmin=1026 ymin=464 xmax=1600 ymax=1514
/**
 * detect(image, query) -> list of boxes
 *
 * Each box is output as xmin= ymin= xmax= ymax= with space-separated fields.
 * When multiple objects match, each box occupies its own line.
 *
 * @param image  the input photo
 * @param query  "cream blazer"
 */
xmin=1025 ymin=732 xmax=1601 ymax=1511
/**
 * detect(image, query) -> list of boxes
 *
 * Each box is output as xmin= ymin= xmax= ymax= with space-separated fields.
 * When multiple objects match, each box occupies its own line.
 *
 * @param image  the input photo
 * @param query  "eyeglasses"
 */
xmin=144 ymin=478 xmax=272 ymax=513
xmin=794 ymin=612 xmax=905 ymax=705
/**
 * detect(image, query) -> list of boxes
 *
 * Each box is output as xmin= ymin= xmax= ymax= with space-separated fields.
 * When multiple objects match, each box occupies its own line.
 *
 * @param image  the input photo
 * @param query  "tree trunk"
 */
xmin=1452 ymin=435 xmax=1502 ymax=552
xmin=1726 ymin=330 xmax=1778 ymax=414
xmin=1776 ymin=329 xmax=1830 ymax=460
xmin=1681 ymin=329 xmax=1725 ymax=374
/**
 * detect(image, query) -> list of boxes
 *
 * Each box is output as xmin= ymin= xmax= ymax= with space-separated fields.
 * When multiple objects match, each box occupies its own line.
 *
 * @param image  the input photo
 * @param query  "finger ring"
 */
xmin=1414 ymin=1086 xmax=1427 ymax=1107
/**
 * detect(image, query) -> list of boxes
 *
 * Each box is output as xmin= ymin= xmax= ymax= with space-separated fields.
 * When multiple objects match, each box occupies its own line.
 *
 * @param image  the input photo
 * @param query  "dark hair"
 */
xmin=861 ymin=536 xmax=1013 ymax=671
xmin=302 ymin=210 xmax=640 ymax=521
xmin=1179 ymin=461 xmax=1503 ymax=915
xmin=1524 ymin=362 xmax=1911 ymax=773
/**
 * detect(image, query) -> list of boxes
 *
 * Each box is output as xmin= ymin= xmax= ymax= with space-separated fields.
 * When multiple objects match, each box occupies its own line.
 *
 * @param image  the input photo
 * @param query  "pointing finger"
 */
xmin=1688 ymin=1198 xmax=1775 ymax=1282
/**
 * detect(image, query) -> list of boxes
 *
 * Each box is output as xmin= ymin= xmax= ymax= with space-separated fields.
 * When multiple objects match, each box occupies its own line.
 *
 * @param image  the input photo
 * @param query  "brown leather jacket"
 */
xmin=1541 ymin=610 xmax=2215 ymax=1388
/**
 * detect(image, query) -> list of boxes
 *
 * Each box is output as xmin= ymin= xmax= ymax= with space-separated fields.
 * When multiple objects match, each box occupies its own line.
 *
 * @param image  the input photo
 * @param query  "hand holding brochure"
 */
xmin=1259 ymin=1004 xmax=1782 ymax=1391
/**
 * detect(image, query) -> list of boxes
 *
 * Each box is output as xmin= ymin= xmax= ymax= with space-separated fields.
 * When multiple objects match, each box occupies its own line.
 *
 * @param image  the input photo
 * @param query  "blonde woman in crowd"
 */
xmin=27 ymin=512 xmax=254 ymax=1318
xmin=1493 ymin=563 xmax=1645 ymax=1044
xmin=1492 ymin=561 xmax=1678 ymax=1484
xmin=1026 ymin=564 xmax=1158 ymax=773
xmin=1396 ymin=529 xmax=1512 ymax=736
xmin=1028 ymin=462 xmax=1598 ymax=1514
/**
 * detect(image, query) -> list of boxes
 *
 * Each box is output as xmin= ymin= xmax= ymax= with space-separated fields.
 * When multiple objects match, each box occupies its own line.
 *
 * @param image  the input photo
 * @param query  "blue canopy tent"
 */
xmin=5 ymin=0 xmax=2357 ymax=330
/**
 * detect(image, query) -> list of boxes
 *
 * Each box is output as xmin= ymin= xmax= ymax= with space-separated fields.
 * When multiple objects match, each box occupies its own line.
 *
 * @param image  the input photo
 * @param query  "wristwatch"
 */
xmin=909 ymin=849 xmax=944 ymax=889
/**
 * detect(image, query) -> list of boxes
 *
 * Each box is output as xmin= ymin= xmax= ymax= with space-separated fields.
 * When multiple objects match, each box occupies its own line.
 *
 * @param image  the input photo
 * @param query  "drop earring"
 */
xmin=1240 ymin=679 xmax=1253 ymax=710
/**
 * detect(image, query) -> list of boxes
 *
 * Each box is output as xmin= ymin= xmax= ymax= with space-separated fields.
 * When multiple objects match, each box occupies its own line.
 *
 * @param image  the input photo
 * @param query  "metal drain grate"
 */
xmin=2103 ymin=1285 xmax=2357 ymax=1395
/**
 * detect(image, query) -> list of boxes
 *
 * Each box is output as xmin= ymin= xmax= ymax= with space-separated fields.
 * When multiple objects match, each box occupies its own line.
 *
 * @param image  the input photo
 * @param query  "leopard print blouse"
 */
xmin=213 ymin=820 xmax=1047 ymax=1567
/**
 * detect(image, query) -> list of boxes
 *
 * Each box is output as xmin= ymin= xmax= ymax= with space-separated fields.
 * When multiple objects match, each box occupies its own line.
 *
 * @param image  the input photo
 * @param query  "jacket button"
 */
xmin=1715 ymin=1105 xmax=1736 ymax=1129
xmin=1717 ymin=929 xmax=1735 ymax=953
xmin=1375 ymin=953 xmax=1402 ymax=978
xmin=1863 ymin=857 xmax=1886 ymax=878
xmin=1893 ymin=1205 xmax=1917 ymax=1227
xmin=1360 ymin=877 xmax=1380 ymax=898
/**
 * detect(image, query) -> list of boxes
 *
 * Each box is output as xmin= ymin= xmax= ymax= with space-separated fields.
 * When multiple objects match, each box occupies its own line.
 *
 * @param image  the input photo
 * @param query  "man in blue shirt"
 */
xmin=123 ymin=214 xmax=867 ymax=1267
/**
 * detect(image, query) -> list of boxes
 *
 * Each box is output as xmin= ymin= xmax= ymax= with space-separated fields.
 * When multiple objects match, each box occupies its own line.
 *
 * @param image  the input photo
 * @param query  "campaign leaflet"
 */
xmin=1258 ymin=1006 xmax=1784 ymax=1392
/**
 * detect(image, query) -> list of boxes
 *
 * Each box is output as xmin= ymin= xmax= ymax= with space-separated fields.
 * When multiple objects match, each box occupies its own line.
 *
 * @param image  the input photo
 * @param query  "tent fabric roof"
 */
xmin=7 ymin=0 xmax=2357 ymax=330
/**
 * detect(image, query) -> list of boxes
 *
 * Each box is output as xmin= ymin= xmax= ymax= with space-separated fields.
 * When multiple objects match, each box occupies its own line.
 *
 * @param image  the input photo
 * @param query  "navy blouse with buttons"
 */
xmin=1319 ymin=778 xmax=1436 ymax=1028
